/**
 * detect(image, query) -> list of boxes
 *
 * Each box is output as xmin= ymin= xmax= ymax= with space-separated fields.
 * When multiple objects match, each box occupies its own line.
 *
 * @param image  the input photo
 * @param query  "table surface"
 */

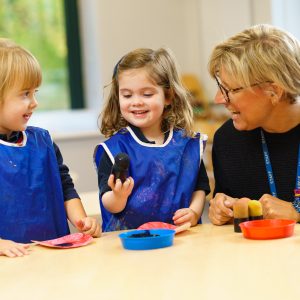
xmin=2 ymin=224 xmax=300 ymax=300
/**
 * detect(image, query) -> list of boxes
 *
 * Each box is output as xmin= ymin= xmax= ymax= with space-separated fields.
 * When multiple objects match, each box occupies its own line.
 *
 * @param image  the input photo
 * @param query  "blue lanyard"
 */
xmin=261 ymin=130 xmax=300 ymax=201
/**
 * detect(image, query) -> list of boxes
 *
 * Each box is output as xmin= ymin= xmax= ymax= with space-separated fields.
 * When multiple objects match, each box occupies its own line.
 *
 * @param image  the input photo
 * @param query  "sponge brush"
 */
xmin=233 ymin=198 xmax=249 ymax=232
xmin=248 ymin=200 xmax=263 ymax=220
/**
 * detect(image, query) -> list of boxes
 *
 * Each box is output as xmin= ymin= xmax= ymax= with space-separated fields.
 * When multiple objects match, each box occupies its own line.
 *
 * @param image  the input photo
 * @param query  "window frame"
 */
xmin=64 ymin=0 xmax=85 ymax=109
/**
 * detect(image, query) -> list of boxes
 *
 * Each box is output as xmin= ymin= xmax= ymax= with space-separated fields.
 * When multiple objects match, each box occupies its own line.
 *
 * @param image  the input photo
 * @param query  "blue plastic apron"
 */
xmin=0 ymin=127 xmax=69 ymax=243
xmin=94 ymin=127 xmax=207 ymax=231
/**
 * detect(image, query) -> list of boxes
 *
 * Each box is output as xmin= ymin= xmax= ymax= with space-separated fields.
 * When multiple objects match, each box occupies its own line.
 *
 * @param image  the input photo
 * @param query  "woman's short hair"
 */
xmin=208 ymin=24 xmax=300 ymax=103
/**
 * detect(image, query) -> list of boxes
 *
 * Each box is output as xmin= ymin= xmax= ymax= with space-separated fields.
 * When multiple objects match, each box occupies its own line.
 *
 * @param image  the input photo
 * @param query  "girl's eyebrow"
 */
xmin=121 ymin=85 xmax=157 ymax=90
xmin=119 ymin=88 xmax=132 ymax=93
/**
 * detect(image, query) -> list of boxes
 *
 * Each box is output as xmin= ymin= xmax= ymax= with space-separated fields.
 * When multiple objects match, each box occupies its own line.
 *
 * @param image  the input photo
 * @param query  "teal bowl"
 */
xmin=119 ymin=229 xmax=176 ymax=250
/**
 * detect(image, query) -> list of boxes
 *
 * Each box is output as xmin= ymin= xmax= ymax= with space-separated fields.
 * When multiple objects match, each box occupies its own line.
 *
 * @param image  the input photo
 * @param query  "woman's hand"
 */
xmin=0 ymin=239 xmax=30 ymax=258
xmin=208 ymin=193 xmax=236 ymax=225
xmin=259 ymin=194 xmax=300 ymax=222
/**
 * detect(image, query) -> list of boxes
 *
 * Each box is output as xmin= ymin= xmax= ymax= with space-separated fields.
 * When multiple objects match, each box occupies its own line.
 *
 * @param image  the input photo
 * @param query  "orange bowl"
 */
xmin=239 ymin=219 xmax=296 ymax=240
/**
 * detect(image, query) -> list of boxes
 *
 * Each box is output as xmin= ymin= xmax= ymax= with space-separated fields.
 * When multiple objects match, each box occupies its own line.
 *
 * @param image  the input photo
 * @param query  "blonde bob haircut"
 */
xmin=208 ymin=24 xmax=300 ymax=104
xmin=0 ymin=38 xmax=42 ymax=102
xmin=100 ymin=47 xmax=194 ymax=138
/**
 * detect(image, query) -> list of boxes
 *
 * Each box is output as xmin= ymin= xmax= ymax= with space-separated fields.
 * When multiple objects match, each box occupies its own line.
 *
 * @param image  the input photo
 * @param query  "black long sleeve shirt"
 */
xmin=212 ymin=120 xmax=300 ymax=202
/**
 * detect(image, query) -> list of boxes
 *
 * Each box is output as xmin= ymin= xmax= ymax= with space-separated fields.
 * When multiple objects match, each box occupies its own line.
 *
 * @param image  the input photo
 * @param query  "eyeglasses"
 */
xmin=214 ymin=76 xmax=271 ymax=103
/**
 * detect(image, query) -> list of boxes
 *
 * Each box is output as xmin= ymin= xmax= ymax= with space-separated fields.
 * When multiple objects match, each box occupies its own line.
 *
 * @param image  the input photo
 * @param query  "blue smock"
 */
xmin=94 ymin=127 xmax=207 ymax=231
xmin=0 ymin=127 xmax=69 ymax=243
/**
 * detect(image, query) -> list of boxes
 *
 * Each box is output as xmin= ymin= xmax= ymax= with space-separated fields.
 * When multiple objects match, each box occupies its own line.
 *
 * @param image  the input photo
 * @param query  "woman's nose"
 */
xmin=214 ymin=90 xmax=227 ymax=104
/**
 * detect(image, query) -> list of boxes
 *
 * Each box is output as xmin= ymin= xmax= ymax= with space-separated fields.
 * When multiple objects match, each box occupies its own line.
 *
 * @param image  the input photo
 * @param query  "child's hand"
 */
xmin=0 ymin=239 xmax=30 ymax=258
xmin=108 ymin=174 xmax=134 ymax=200
xmin=173 ymin=208 xmax=199 ymax=227
xmin=76 ymin=217 xmax=102 ymax=238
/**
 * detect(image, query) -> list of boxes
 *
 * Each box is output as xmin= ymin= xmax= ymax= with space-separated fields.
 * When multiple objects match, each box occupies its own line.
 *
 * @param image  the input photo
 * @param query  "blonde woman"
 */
xmin=208 ymin=24 xmax=300 ymax=225
xmin=95 ymin=48 xmax=210 ymax=231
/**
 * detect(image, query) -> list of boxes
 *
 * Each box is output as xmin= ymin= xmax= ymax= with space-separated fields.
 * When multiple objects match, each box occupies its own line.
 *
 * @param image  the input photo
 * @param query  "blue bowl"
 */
xmin=119 ymin=229 xmax=176 ymax=250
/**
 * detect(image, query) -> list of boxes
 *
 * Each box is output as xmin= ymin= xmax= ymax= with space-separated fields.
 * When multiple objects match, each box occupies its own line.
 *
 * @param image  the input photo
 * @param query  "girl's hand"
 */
xmin=0 ymin=239 xmax=30 ymax=258
xmin=108 ymin=175 xmax=134 ymax=200
xmin=173 ymin=208 xmax=199 ymax=227
xmin=102 ymin=175 xmax=135 ymax=213
xmin=259 ymin=194 xmax=300 ymax=222
xmin=76 ymin=217 xmax=102 ymax=238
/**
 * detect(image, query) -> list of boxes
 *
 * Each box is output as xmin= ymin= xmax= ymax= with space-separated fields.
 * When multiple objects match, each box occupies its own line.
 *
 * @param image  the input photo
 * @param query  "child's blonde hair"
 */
xmin=0 ymin=38 xmax=42 ymax=102
xmin=100 ymin=47 xmax=194 ymax=137
xmin=208 ymin=24 xmax=300 ymax=104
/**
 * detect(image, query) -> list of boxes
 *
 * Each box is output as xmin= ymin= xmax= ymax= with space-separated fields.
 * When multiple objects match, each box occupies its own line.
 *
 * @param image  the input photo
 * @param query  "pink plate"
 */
xmin=138 ymin=221 xmax=191 ymax=234
xmin=32 ymin=233 xmax=93 ymax=248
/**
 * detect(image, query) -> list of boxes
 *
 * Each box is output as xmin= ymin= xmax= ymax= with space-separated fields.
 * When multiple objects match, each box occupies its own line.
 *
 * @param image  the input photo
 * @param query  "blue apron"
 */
xmin=94 ymin=127 xmax=207 ymax=231
xmin=0 ymin=127 xmax=69 ymax=243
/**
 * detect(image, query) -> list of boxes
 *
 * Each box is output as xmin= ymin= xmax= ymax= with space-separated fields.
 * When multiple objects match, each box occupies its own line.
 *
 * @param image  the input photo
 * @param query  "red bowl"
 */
xmin=239 ymin=219 xmax=296 ymax=240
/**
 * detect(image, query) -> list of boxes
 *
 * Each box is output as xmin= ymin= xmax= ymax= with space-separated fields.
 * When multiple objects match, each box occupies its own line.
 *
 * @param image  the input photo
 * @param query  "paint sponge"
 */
xmin=233 ymin=198 xmax=249 ymax=232
xmin=248 ymin=200 xmax=263 ymax=220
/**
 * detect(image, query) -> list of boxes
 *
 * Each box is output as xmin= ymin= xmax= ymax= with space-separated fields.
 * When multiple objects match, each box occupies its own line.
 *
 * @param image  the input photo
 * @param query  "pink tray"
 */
xmin=138 ymin=221 xmax=191 ymax=234
xmin=32 ymin=233 xmax=93 ymax=248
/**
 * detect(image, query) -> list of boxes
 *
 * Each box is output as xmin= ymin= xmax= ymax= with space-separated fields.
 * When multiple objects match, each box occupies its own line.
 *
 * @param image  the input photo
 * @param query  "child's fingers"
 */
xmin=91 ymin=225 xmax=102 ymax=237
xmin=20 ymin=243 xmax=30 ymax=249
xmin=17 ymin=244 xmax=30 ymax=254
xmin=113 ymin=179 xmax=123 ymax=190
xmin=107 ymin=174 xmax=115 ymax=188
xmin=175 ymin=222 xmax=192 ymax=233
xmin=173 ymin=209 xmax=187 ymax=221
xmin=79 ymin=218 xmax=102 ymax=237
xmin=83 ymin=223 xmax=102 ymax=237
xmin=5 ymin=247 xmax=27 ymax=257
xmin=0 ymin=243 xmax=30 ymax=258
xmin=76 ymin=219 xmax=85 ymax=230
xmin=173 ymin=214 xmax=189 ymax=225
xmin=12 ymin=247 xmax=29 ymax=257
xmin=78 ymin=218 xmax=94 ymax=231
xmin=123 ymin=177 xmax=134 ymax=190
xmin=2 ymin=249 xmax=17 ymax=258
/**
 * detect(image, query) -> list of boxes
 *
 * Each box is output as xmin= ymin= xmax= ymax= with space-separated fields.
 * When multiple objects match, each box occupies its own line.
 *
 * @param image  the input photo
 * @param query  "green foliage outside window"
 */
xmin=0 ymin=0 xmax=70 ymax=110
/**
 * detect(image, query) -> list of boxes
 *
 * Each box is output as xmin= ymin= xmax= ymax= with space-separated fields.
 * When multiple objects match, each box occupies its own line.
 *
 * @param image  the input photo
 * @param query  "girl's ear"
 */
xmin=164 ymin=88 xmax=173 ymax=105
xmin=165 ymin=98 xmax=172 ymax=106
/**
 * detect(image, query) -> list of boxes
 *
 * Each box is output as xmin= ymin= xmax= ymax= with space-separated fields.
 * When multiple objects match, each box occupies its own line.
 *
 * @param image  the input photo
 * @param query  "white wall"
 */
xmin=78 ymin=0 xmax=203 ymax=108
xmin=78 ymin=0 xmax=275 ymax=108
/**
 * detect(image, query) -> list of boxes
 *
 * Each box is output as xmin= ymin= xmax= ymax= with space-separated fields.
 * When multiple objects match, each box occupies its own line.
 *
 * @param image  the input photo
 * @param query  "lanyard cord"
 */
xmin=261 ymin=130 xmax=300 ymax=211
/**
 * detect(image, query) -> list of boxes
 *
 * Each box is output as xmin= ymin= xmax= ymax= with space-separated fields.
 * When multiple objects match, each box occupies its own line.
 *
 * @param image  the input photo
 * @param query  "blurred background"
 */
xmin=1 ymin=0 xmax=299 ymax=220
